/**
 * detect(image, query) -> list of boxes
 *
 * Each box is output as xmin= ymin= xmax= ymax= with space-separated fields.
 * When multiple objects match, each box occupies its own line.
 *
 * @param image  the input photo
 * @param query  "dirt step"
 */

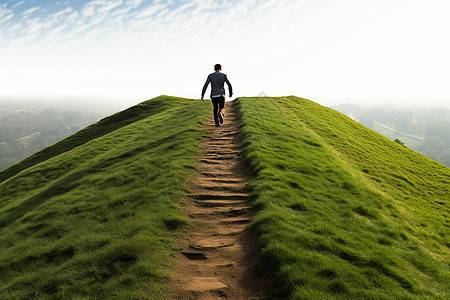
xmin=213 ymin=226 xmax=247 ymax=236
xmin=201 ymin=178 xmax=247 ymax=184
xmin=203 ymin=155 xmax=236 ymax=160
xmin=191 ymin=193 xmax=250 ymax=201
xmin=203 ymin=149 xmax=239 ymax=154
xmin=209 ymin=138 xmax=235 ymax=142
xmin=219 ymin=128 xmax=237 ymax=131
xmin=196 ymin=177 xmax=247 ymax=184
xmin=222 ymin=217 xmax=252 ymax=224
xmin=203 ymin=150 xmax=238 ymax=154
xmin=215 ymin=136 xmax=237 ymax=141
xmin=182 ymin=277 xmax=228 ymax=292
xmin=181 ymin=251 xmax=208 ymax=260
xmin=219 ymin=132 xmax=238 ymax=137
xmin=213 ymin=262 xmax=235 ymax=268
xmin=194 ymin=200 xmax=247 ymax=207
xmin=203 ymin=152 xmax=238 ymax=160
xmin=198 ymin=164 xmax=242 ymax=171
xmin=207 ymin=141 xmax=236 ymax=145
xmin=198 ymin=159 xmax=222 ymax=165
xmin=216 ymin=132 xmax=237 ymax=137
xmin=198 ymin=161 xmax=240 ymax=168
xmin=204 ymin=151 xmax=240 ymax=156
xmin=190 ymin=237 xmax=235 ymax=250
xmin=188 ymin=206 xmax=251 ymax=214
xmin=204 ymin=143 xmax=239 ymax=148
xmin=189 ymin=207 xmax=251 ymax=218
xmin=193 ymin=184 xmax=246 ymax=192
xmin=201 ymin=172 xmax=237 ymax=178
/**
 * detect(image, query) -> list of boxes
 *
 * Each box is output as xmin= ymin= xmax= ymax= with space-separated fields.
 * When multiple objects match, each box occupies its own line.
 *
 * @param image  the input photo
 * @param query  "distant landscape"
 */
xmin=333 ymin=103 xmax=450 ymax=167
xmin=0 ymin=100 xmax=121 ymax=171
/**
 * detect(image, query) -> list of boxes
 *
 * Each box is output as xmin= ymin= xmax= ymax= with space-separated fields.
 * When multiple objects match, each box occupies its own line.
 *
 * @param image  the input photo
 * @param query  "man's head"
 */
xmin=214 ymin=64 xmax=221 ymax=71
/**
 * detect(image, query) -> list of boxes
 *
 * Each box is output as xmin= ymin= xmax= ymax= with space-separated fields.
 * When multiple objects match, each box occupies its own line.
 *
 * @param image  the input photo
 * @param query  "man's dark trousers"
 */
xmin=211 ymin=96 xmax=225 ymax=126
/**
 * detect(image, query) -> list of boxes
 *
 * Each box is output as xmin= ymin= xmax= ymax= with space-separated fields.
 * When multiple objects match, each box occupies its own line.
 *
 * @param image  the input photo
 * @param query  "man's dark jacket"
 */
xmin=202 ymin=71 xmax=233 ymax=99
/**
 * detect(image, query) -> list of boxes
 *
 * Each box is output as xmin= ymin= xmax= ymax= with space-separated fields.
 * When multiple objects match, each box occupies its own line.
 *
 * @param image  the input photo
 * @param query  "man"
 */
xmin=201 ymin=64 xmax=233 ymax=127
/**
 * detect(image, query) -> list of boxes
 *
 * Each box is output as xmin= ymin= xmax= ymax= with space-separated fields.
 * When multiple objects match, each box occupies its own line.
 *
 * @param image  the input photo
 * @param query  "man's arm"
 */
xmin=225 ymin=76 xmax=233 ymax=98
xmin=201 ymin=76 xmax=210 ymax=101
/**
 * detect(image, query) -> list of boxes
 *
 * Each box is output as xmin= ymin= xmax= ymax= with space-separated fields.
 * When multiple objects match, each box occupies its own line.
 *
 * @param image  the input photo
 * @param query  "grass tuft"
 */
xmin=328 ymin=280 xmax=349 ymax=294
xmin=162 ymin=214 xmax=190 ymax=230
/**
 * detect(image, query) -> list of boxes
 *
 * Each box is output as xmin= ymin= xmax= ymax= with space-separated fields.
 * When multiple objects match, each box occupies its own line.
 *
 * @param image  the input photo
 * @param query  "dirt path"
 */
xmin=170 ymin=101 xmax=268 ymax=299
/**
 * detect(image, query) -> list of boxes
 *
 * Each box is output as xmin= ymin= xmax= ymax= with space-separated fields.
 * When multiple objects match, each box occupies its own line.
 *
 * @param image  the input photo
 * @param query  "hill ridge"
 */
xmin=0 ymin=95 xmax=448 ymax=299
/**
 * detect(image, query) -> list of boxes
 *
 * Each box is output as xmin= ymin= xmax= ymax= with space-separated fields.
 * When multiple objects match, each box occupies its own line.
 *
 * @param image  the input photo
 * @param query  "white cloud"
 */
xmin=81 ymin=5 xmax=95 ymax=17
xmin=81 ymin=0 xmax=123 ymax=17
xmin=136 ymin=4 xmax=162 ymax=18
xmin=13 ymin=1 xmax=25 ymax=9
xmin=97 ymin=0 xmax=122 ymax=13
xmin=51 ymin=7 xmax=73 ymax=19
xmin=126 ymin=0 xmax=144 ymax=9
xmin=0 ymin=3 xmax=12 ymax=19
xmin=22 ymin=6 xmax=40 ymax=15
xmin=6 ymin=22 xmax=22 ymax=33
xmin=0 ymin=12 xmax=14 ymax=23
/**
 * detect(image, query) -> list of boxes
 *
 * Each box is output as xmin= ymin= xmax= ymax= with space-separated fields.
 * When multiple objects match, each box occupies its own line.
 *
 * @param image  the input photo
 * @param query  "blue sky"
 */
xmin=1 ymin=0 xmax=449 ymax=107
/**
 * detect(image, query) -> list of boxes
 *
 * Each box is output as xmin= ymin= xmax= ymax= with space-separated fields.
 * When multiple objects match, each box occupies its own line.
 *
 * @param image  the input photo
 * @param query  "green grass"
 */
xmin=0 ymin=96 xmax=210 ymax=299
xmin=2 ymin=95 xmax=449 ymax=299
xmin=236 ymin=96 xmax=449 ymax=299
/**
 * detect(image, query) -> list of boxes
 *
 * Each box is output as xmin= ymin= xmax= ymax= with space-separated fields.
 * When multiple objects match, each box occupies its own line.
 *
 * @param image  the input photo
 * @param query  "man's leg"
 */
xmin=211 ymin=98 xmax=220 ymax=126
xmin=218 ymin=96 xmax=225 ymax=124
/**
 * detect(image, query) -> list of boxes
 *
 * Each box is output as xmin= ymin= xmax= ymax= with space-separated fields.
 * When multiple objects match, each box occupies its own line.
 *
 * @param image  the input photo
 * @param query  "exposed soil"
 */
xmin=170 ymin=101 xmax=268 ymax=299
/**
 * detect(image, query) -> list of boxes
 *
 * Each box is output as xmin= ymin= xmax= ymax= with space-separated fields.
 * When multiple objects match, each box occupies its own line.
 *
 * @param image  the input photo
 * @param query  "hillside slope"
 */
xmin=1 ymin=95 xmax=448 ymax=299
xmin=0 ymin=96 xmax=210 ymax=299
xmin=236 ymin=96 xmax=449 ymax=299
xmin=0 ymin=97 xmax=175 ymax=184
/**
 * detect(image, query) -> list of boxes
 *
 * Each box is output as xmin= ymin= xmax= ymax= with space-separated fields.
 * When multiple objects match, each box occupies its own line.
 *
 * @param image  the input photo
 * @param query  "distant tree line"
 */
xmin=418 ymin=121 xmax=450 ymax=166
xmin=333 ymin=104 xmax=450 ymax=167
xmin=0 ymin=107 xmax=101 ymax=171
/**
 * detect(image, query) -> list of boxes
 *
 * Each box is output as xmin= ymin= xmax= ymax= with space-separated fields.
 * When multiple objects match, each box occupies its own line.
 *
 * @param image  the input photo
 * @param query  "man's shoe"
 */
xmin=215 ymin=124 xmax=220 ymax=127
xmin=218 ymin=111 xmax=224 ymax=124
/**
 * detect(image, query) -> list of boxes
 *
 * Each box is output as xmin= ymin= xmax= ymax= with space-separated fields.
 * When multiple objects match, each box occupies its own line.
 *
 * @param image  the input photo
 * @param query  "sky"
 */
xmin=1 ymin=0 xmax=449 ymax=108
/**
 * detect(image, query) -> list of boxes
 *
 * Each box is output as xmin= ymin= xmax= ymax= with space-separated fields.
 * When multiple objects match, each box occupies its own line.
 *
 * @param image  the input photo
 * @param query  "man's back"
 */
xmin=202 ymin=71 xmax=232 ymax=99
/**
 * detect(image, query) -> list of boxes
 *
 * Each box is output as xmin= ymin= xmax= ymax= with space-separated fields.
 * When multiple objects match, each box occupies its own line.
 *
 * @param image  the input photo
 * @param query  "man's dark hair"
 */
xmin=214 ymin=64 xmax=221 ymax=71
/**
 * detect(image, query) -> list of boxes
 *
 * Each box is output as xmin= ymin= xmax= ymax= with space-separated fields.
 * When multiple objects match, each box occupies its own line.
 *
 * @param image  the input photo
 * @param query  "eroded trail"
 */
xmin=170 ymin=101 xmax=267 ymax=299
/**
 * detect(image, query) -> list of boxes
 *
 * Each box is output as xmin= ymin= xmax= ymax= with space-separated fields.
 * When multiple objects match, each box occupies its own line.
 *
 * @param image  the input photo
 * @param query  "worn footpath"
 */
xmin=170 ymin=101 xmax=268 ymax=299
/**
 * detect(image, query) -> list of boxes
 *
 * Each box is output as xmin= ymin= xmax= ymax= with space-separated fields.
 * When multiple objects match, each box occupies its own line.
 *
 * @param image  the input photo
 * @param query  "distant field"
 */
xmin=0 ymin=105 xmax=103 ymax=171
xmin=0 ymin=96 xmax=210 ymax=299
xmin=372 ymin=122 xmax=423 ymax=149
xmin=237 ymin=96 xmax=449 ymax=299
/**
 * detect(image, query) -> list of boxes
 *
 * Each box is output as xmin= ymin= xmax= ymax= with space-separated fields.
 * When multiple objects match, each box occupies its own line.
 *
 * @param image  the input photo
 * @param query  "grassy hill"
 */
xmin=236 ymin=96 xmax=449 ymax=299
xmin=1 ymin=95 xmax=448 ymax=299
xmin=0 ymin=96 xmax=210 ymax=299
